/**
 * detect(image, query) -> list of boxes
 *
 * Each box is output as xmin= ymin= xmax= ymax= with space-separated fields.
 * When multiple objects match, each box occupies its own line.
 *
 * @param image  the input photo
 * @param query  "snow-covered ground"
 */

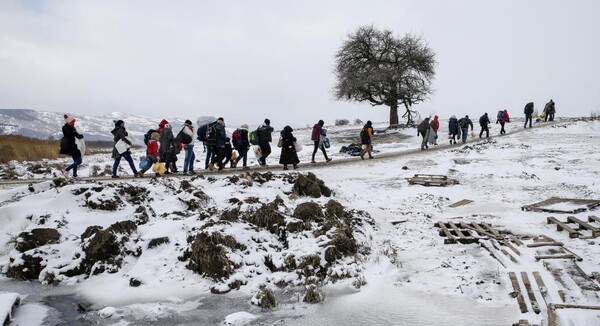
xmin=1 ymin=118 xmax=599 ymax=325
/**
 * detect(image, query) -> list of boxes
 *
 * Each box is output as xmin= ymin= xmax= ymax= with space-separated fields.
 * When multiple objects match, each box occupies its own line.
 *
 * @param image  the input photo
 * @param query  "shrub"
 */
xmin=334 ymin=119 xmax=350 ymax=126
xmin=0 ymin=135 xmax=91 ymax=163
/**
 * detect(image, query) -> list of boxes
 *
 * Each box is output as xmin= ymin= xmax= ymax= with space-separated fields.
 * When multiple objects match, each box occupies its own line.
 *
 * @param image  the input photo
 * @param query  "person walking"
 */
xmin=448 ymin=115 xmax=459 ymax=144
xmin=544 ymin=99 xmax=556 ymax=122
xmin=496 ymin=109 xmax=510 ymax=134
xmin=138 ymin=131 xmax=160 ymax=177
xmin=158 ymin=119 xmax=178 ymax=174
xmin=524 ymin=102 xmax=534 ymax=128
xmin=430 ymin=115 xmax=440 ymax=145
xmin=221 ymin=137 xmax=233 ymax=168
xmin=457 ymin=115 xmax=473 ymax=143
xmin=208 ymin=117 xmax=227 ymax=171
xmin=360 ymin=120 xmax=374 ymax=159
xmin=60 ymin=114 xmax=84 ymax=178
xmin=479 ymin=113 xmax=491 ymax=138
xmin=257 ymin=118 xmax=274 ymax=166
xmin=310 ymin=120 xmax=331 ymax=163
xmin=417 ymin=117 xmax=430 ymax=150
xmin=279 ymin=125 xmax=299 ymax=170
xmin=111 ymin=120 xmax=139 ymax=178
xmin=179 ymin=120 xmax=196 ymax=175
xmin=233 ymin=124 xmax=250 ymax=169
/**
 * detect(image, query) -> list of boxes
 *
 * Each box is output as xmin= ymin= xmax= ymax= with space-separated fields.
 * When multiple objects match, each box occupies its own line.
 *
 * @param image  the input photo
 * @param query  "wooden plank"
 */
xmin=527 ymin=242 xmax=564 ymax=248
xmin=588 ymin=215 xmax=600 ymax=223
xmin=511 ymin=236 xmax=524 ymax=246
xmin=501 ymin=247 xmax=519 ymax=263
xmin=532 ymin=272 xmax=551 ymax=306
xmin=390 ymin=220 xmax=408 ymax=225
xmin=448 ymin=221 xmax=468 ymax=240
xmin=521 ymin=272 xmax=541 ymax=314
xmin=437 ymin=222 xmax=456 ymax=244
xmin=567 ymin=216 xmax=600 ymax=237
xmin=481 ymin=222 xmax=501 ymax=238
xmin=468 ymin=222 xmax=500 ymax=239
xmin=509 ymin=272 xmax=528 ymax=313
xmin=551 ymin=303 xmax=600 ymax=310
xmin=449 ymin=199 xmax=474 ymax=208
xmin=535 ymin=254 xmax=577 ymax=261
xmin=547 ymin=216 xmax=580 ymax=238
xmin=502 ymin=240 xmax=521 ymax=256
xmin=561 ymin=247 xmax=583 ymax=262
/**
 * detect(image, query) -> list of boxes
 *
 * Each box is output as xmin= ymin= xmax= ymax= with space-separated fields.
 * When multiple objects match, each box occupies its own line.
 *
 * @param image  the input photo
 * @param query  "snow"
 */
xmin=1 ymin=118 xmax=599 ymax=325
xmin=10 ymin=303 xmax=48 ymax=326
xmin=0 ymin=292 xmax=19 ymax=324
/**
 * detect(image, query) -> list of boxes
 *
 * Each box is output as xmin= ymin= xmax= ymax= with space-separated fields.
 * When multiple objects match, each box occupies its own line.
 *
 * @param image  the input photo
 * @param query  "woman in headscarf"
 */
xmin=279 ymin=125 xmax=299 ymax=170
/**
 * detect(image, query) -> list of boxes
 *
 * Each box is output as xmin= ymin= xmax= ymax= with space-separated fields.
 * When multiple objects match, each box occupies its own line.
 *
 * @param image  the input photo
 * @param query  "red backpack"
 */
xmin=232 ymin=129 xmax=243 ymax=147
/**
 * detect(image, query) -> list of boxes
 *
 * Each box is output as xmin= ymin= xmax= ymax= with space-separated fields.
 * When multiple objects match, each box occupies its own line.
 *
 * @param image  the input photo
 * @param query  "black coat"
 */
xmin=61 ymin=123 xmax=83 ymax=156
xmin=258 ymin=125 xmax=274 ymax=144
xmin=448 ymin=118 xmax=459 ymax=135
xmin=279 ymin=128 xmax=299 ymax=165
xmin=111 ymin=125 xmax=131 ymax=158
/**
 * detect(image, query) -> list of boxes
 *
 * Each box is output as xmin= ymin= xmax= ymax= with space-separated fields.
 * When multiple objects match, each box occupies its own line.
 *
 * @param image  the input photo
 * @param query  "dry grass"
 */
xmin=0 ymin=135 xmax=91 ymax=163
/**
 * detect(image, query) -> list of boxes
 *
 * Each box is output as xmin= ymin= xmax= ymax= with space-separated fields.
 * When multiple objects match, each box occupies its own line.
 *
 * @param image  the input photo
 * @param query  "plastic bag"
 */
xmin=253 ymin=146 xmax=262 ymax=159
xmin=470 ymin=131 xmax=476 ymax=138
xmin=139 ymin=158 xmax=151 ymax=170
xmin=152 ymin=162 xmax=166 ymax=174
xmin=294 ymin=141 xmax=303 ymax=152
xmin=277 ymin=137 xmax=283 ymax=148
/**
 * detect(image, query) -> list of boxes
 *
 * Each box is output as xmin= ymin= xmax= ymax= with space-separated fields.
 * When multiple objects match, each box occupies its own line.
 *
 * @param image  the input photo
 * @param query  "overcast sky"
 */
xmin=1 ymin=0 xmax=599 ymax=128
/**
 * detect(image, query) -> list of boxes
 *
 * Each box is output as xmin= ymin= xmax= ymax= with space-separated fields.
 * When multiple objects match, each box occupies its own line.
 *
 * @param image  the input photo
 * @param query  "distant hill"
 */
xmin=0 ymin=109 xmax=187 ymax=143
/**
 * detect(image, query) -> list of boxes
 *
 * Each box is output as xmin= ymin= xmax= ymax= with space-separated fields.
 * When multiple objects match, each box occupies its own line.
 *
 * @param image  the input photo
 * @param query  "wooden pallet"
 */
xmin=434 ymin=221 xmax=502 ymax=244
xmin=547 ymin=216 xmax=600 ymax=239
xmin=521 ymin=197 xmax=600 ymax=213
xmin=406 ymin=174 xmax=459 ymax=187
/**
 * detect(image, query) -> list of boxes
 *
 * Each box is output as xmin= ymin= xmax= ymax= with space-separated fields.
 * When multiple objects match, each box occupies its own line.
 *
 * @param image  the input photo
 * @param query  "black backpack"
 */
xmin=176 ymin=127 xmax=193 ymax=145
xmin=143 ymin=129 xmax=158 ymax=146
xmin=360 ymin=128 xmax=370 ymax=143
xmin=204 ymin=122 xmax=217 ymax=146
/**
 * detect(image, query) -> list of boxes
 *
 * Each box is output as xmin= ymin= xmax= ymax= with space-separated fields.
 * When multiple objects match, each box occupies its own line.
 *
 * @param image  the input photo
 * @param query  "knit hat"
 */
xmin=114 ymin=119 xmax=124 ymax=127
xmin=184 ymin=119 xmax=193 ymax=126
xmin=241 ymin=123 xmax=249 ymax=130
xmin=64 ymin=114 xmax=75 ymax=126
xmin=264 ymin=118 xmax=270 ymax=125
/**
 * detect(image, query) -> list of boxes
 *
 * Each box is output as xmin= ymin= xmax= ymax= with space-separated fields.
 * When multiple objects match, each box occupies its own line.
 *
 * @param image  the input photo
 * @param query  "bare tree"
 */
xmin=333 ymin=25 xmax=436 ymax=127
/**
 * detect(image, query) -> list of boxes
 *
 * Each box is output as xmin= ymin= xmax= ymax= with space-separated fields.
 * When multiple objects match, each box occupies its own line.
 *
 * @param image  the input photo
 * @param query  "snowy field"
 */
xmin=1 ymin=118 xmax=600 ymax=326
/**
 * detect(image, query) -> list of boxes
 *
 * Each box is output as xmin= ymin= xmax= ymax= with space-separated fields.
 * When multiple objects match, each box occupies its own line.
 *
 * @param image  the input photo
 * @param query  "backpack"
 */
xmin=497 ymin=111 xmax=503 ymax=120
xmin=144 ymin=129 xmax=158 ymax=146
xmin=249 ymin=129 xmax=259 ymax=145
xmin=198 ymin=122 xmax=217 ymax=145
xmin=232 ymin=129 xmax=243 ymax=147
xmin=360 ymin=128 xmax=370 ymax=143
xmin=176 ymin=128 xmax=192 ymax=145
xmin=458 ymin=119 xmax=465 ymax=128
xmin=196 ymin=124 xmax=208 ymax=141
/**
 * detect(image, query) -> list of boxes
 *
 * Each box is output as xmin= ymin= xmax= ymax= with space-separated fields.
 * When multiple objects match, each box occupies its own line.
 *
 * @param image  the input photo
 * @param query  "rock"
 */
xmin=147 ymin=237 xmax=170 ymax=249
xmin=6 ymin=253 xmax=43 ymax=280
xmin=81 ymin=226 xmax=102 ymax=239
xmin=129 ymin=277 xmax=142 ymax=287
xmin=15 ymin=228 xmax=60 ymax=252
xmin=108 ymin=220 xmax=137 ymax=235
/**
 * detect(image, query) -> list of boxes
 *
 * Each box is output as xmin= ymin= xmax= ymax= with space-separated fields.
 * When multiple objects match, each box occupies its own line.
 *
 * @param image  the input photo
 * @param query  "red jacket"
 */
xmin=147 ymin=139 xmax=159 ymax=156
xmin=311 ymin=124 xmax=322 ymax=141
xmin=431 ymin=116 xmax=440 ymax=132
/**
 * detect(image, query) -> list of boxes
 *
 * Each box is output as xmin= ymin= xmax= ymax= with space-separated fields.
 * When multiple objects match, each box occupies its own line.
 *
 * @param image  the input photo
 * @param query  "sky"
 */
xmin=1 ymin=0 xmax=599 ymax=128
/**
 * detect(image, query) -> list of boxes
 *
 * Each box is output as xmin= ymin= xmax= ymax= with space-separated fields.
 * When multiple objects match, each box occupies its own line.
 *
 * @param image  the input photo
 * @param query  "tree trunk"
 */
xmin=389 ymin=104 xmax=399 ymax=126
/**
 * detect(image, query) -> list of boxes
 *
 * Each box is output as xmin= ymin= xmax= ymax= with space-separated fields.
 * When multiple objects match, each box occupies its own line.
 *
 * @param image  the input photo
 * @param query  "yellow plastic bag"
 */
xmin=152 ymin=162 xmax=166 ymax=174
xmin=470 ymin=131 xmax=476 ymax=138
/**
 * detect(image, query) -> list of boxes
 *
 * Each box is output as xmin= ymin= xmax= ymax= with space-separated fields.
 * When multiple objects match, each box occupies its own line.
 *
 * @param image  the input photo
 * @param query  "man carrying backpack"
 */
xmin=257 ymin=118 xmax=274 ymax=166
xmin=208 ymin=117 xmax=227 ymax=171
xmin=544 ymin=99 xmax=556 ymax=122
xmin=360 ymin=120 xmax=374 ymax=159
xmin=496 ymin=109 xmax=510 ymax=134
xmin=478 ymin=113 xmax=491 ymax=138
xmin=524 ymin=102 xmax=534 ymax=128
xmin=457 ymin=115 xmax=473 ymax=143
xmin=448 ymin=115 xmax=459 ymax=144
xmin=232 ymin=123 xmax=250 ymax=168
xmin=311 ymin=120 xmax=331 ymax=163
xmin=178 ymin=120 xmax=196 ymax=175
xmin=417 ymin=117 xmax=430 ymax=150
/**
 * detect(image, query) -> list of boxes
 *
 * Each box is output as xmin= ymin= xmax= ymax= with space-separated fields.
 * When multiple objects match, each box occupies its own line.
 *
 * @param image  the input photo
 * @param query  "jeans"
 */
xmin=461 ymin=127 xmax=469 ymax=143
xmin=311 ymin=140 xmax=329 ymax=161
xmin=236 ymin=147 xmax=248 ymax=167
xmin=66 ymin=155 xmax=82 ymax=177
xmin=113 ymin=151 xmax=137 ymax=176
xmin=205 ymin=145 xmax=215 ymax=169
xmin=183 ymin=144 xmax=195 ymax=173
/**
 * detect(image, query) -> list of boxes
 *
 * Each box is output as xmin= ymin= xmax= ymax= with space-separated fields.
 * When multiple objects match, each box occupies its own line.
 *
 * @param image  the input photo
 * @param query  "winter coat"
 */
xmin=111 ymin=125 xmax=131 ymax=159
xmin=257 ymin=124 xmax=274 ymax=144
xmin=361 ymin=124 xmax=373 ymax=145
xmin=498 ymin=110 xmax=510 ymax=123
xmin=458 ymin=117 xmax=473 ymax=130
xmin=417 ymin=119 xmax=430 ymax=134
xmin=279 ymin=126 xmax=299 ymax=165
xmin=448 ymin=117 xmax=459 ymax=135
xmin=431 ymin=116 xmax=440 ymax=132
xmin=159 ymin=126 xmax=175 ymax=157
xmin=214 ymin=122 xmax=227 ymax=147
xmin=311 ymin=123 xmax=323 ymax=141
xmin=61 ymin=123 xmax=83 ymax=156
xmin=479 ymin=114 xmax=490 ymax=127
xmin=235 ymin=129 xmax=250 ymax=151
xmin=146 ymin=139 xmax=159 ymax=163
xmin=524 ymin=102 xmax=534 ymax=115
xmin=544 ymin=101 xmax=556 ymax=114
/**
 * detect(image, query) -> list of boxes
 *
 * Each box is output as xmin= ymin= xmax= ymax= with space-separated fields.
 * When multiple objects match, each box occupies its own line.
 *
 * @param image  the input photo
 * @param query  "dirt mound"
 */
xmin=293 ymin=202 xmax=323 ymax=222
xmin=292 ymin=173 xmax=331 ymax=198
xmin=248 ymin=203 xmax=285 ymax=234
xmin=15 ymin=228 xmax=60 ymax=252
xmin=6 ymin=253 xmax=43 ymax=280
xmin=185 ymin=232 xmax=247 ymax=281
